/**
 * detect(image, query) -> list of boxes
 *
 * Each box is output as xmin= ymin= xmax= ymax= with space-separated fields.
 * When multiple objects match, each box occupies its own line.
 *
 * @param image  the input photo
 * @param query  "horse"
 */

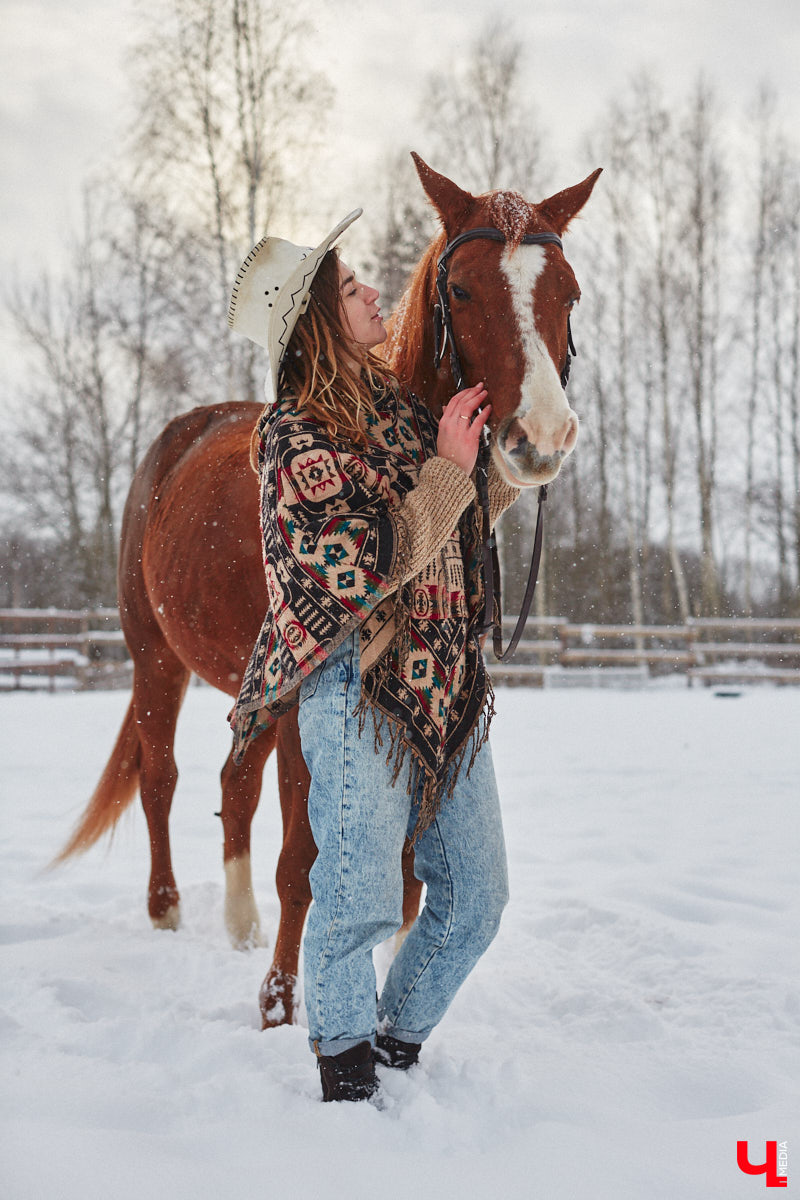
xmin=54 ymin=153 xmax=600 ymax=1028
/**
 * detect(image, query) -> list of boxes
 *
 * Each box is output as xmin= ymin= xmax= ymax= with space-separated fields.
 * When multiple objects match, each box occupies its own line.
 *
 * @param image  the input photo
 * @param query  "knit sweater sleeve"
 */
xmin=487 ymin=457 xmax=522 ymax=528
xmin=389 ymin=456 xmax=477 ymax=586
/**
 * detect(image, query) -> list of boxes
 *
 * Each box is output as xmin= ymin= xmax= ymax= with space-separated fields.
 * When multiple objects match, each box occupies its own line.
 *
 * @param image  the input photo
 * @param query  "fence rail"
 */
xmin=489 ymin=616 xmax=800 ymax=688
xmin=0 ymin=608 xmax=129 ymax=692
xmin=2 ymin=609 xmax=799 ymax=691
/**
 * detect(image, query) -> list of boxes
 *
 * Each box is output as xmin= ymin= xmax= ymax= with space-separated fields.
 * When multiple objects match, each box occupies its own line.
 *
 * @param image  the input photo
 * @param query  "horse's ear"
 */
xmin=411 ymin=152 xmax=474 ymax=231
xmin=539 ymin=168 xmax=603 ymax=235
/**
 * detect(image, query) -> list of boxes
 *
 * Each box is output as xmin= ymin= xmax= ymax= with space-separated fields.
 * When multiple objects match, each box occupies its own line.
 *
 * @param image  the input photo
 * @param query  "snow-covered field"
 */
xmin=1 ymin=682 xmax=798 ymax=1199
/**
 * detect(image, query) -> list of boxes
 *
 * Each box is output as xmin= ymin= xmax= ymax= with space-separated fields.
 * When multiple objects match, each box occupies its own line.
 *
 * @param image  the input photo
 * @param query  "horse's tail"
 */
xmin=51 ymin=699 xmax=141 ymax=865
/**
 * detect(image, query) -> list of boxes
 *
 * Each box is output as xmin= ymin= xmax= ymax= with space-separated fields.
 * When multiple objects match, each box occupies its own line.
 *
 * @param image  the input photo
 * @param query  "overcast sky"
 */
xmin=2 ymin=0 xmax=799 ymax=290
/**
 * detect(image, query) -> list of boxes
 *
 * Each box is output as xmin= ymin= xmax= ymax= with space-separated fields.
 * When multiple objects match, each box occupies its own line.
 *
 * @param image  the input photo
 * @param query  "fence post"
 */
xmin=686 ymin=619 xmax=697 ymax=688
xmin=558 ymin=622 xmax=568 ymax=668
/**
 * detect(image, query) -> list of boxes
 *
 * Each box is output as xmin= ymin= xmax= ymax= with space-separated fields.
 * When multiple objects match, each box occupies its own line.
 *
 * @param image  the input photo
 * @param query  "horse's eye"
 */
xmin=451 ymin=285 xmax=471 ymax=302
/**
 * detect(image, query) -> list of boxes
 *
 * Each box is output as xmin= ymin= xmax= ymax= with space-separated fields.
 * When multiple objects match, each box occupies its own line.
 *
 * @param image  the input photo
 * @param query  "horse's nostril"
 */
xmin=504 ymin=419 xmax=528 ymax=455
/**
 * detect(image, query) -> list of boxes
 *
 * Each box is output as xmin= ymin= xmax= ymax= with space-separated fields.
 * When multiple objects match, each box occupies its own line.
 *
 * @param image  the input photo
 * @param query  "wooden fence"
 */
xmin=0 ymin=608 xmax=129 ymax=692
xmin=1 ymin=608 xmax=799 ymax=691
xmin=488 ymin=616 xmax=800 ymax=688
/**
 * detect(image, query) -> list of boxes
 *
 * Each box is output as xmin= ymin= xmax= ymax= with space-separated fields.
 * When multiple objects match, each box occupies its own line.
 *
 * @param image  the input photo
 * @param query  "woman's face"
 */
xmin=338 ymin=260 xmax=387 ymax=350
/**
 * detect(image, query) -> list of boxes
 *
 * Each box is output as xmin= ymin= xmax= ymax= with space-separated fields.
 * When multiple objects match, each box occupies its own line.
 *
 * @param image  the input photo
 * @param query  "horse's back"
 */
xmin=119 ymin=401 xmax=267 ymax=692
xmin=127 ymin=402 xmax=262 ymax=505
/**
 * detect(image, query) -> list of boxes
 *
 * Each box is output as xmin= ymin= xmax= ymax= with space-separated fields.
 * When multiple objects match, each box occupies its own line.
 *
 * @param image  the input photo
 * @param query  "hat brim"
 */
xmin=266 ymin=209 xmax=362 ymax=403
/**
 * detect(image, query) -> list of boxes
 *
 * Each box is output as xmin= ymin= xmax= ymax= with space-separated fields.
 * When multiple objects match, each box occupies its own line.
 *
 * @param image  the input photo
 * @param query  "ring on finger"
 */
xmin=459 ymin=414 xmax=469 ymax=421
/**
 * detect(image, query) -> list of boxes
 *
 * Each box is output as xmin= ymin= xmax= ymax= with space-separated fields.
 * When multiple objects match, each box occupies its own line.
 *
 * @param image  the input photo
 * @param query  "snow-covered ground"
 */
xmin=1 ymin=683 xmax=798 ymax=1199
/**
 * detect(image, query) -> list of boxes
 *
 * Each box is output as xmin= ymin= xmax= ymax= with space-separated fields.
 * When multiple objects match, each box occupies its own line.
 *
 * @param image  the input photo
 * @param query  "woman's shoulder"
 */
xmin=265 ymin=399 xmax=376 ymax=475
xmin=262 ymin=395 xmax=322 ymax=439
xmin=254 ymin=399 xmax=330 ymax=474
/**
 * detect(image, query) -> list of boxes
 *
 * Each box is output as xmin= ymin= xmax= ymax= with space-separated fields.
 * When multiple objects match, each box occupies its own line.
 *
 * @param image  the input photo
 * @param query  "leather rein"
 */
xmin=433 ymin=226 xmax=577 ymax=661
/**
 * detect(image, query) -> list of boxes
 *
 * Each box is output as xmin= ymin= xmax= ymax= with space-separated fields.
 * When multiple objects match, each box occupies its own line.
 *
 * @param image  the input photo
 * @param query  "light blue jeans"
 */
xmin=297 ymin=629 xmax=509 ymax=1057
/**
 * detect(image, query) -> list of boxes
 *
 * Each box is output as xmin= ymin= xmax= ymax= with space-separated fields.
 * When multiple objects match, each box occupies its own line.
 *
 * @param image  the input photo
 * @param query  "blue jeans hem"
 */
xmin=379 ymin=1021 xmax=431 ymax=1045
xmin=309 ymin=1033 xmax=376 ymax=1058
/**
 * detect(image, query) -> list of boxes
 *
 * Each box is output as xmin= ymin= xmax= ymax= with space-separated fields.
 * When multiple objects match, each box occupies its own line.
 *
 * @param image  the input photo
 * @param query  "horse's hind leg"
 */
xmin=258 ymin=711 xmax=426 ymax=1028
xmin=133 ymin=650 xmax=190 ymax=930
xmin=259 ymin=709 xmax=314 ymax=1028
xmin=398 ymin=842 xmax=424 ymax=949
xmin=219 ymin=725 xmax=276 ymax=949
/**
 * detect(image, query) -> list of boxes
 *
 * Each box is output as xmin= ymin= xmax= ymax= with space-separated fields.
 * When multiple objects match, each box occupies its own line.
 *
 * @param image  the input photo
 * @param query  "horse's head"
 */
xmin=395 ymin=154 xmax=601 ymax=488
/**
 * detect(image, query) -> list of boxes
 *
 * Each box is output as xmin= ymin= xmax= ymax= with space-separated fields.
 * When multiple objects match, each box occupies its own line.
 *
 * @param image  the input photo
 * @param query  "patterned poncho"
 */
xmin=230 ymin=382 xmax=514 ymax=828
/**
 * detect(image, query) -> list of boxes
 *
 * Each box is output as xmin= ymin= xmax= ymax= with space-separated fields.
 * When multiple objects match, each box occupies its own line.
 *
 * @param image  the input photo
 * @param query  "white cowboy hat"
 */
xmin=228 ymin=209 xmax=362 ymax=403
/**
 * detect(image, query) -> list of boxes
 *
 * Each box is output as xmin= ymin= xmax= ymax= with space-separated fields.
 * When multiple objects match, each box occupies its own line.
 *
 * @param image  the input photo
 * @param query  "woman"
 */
xmin=228 ymin=209 xmax=519 ymax=1103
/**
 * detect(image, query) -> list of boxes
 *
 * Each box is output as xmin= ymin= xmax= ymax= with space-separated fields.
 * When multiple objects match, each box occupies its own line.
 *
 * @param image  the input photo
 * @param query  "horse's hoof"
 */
xmin=224 ymin=901 xmax=265 ymax=950
xmin=227 ymin=920 xmax=266 ymax=951
xmin=151 ymin=904 xmax=181 ymax=931
xmin=259 ymin=970 xmax=296 ymax=1028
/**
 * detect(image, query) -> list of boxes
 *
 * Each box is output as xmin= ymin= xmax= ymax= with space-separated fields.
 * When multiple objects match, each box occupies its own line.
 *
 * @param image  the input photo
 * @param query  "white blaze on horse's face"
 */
xmin=493 ymin=243 xmax=579 ymax=487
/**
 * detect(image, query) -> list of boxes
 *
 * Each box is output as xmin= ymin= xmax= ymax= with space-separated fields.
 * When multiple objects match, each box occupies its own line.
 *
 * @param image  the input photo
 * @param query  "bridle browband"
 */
xmin=432 ymin=226 xmax=577 ymax=661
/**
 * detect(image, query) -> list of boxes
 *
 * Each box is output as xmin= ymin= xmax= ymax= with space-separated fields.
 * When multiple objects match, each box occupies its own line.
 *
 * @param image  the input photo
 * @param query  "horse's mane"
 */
xmin=384 ymin=190 xmax=539 ymax=384
xmin=384 ymin=228 xmax=445 ymax=384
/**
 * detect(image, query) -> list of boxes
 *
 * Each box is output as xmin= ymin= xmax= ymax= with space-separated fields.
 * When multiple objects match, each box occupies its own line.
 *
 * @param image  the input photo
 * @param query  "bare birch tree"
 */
xmin=577 ymin=97 xmax=650 ymax=627
xmin=418 ymin=14 xmax=551 ymax=196
xmin=743 ymin=89 xmax=776 ymax=613
xmin=759 ymin=123 xmax=800 ymax=612
xmin=676 ymin=79 xmax=726 ymax=615
xmin=3 ymin=0 xmax=332 ymax=603
xmin=634 ymin=76 xmax=691 ymax=620
xmin=364 ymin=151 xmax=433 ymax=313
xmin=7 ymin=192 xmax=126 ymax=602
xmin=127 ymin=0 xmax=331 ymax=402
xmin=789 ymin=184 xmax=800 ymax=611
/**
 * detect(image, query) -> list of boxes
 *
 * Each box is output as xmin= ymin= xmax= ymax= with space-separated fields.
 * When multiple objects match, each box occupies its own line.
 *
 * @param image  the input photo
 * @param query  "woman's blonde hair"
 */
xmin=250 ymin=248 xmax=399 ymax=468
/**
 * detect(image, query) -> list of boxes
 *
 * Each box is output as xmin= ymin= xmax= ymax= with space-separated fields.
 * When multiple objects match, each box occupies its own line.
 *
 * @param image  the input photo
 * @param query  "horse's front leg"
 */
xmin=259 ymin=709 xmax=314 ymax=1028
xmin=219 ymin=726 xmax=276 ymax=948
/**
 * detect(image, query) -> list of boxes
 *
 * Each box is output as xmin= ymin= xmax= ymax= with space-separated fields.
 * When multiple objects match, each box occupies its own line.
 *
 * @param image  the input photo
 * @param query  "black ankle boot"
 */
xmin=374 ymin=1033 xmax=421 ymax=1071
xmin=317 ymin=1040 xmax=379 ymax=1102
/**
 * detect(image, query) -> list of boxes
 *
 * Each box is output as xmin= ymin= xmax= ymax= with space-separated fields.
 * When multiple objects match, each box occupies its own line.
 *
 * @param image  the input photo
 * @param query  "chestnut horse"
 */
xmin=55 ymin=154 xmax=600 ymax=1027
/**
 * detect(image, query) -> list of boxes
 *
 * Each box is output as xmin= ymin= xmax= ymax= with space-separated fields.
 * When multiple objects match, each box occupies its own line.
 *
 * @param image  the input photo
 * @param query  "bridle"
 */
xmin=433 ymin=226 xmax=577 ymax=661
xmin=434 ymin=227 xmax=575 ymax=391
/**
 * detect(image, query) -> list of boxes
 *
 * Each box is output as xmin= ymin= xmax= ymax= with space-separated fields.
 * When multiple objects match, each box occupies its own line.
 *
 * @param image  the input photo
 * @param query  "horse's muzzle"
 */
xmin=495 ymin=414 xmax=578 ymax=486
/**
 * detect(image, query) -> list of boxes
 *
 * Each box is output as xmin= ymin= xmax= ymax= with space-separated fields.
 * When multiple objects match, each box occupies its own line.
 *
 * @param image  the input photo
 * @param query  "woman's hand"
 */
xmin=436 ymin=383 xmax=491 ymax=476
